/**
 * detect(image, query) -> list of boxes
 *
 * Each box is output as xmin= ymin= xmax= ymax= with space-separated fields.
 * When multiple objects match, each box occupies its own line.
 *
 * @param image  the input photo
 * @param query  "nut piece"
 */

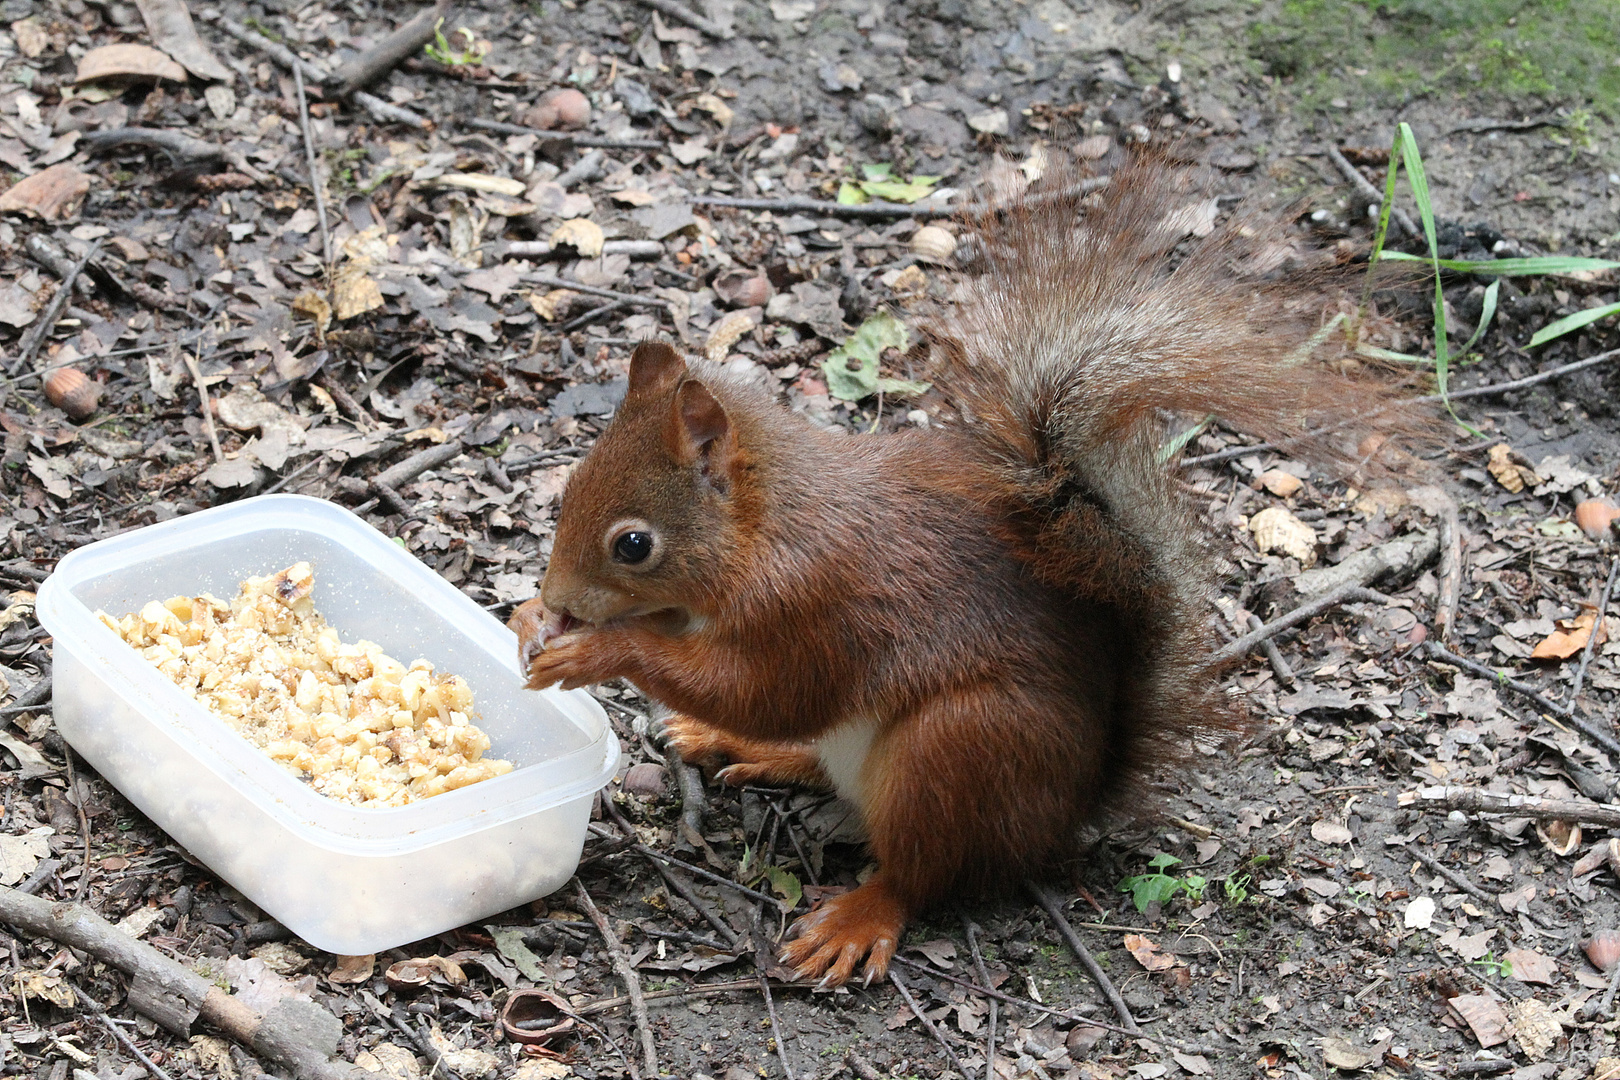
xmin=910 ymin=225 xmax=958 ymax=264
xmin=1249 ymin=506 xmax=1318 ymax=567
xmin=100 ymin=563 xmax=513 ymax=808
xmin=524 ymin=88 xmax=590 ymax=131
xmin=1574 ymin=499 xmax=1620 ymax=541
xmin=713 ymin=267 xmax=771 ymax=309
xmin=45 ymin=367 xmax=100 ymax=420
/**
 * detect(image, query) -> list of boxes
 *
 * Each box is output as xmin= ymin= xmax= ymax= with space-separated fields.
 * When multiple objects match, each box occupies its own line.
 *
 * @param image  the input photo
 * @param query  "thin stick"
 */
xmin=890 ymin=967 xmax=973 ymax=1079
xmin=180 ymin=350 xmax=223 ymax=464
xmin=1183 ymin=348 xmax=1620 ymax=469
xmin=60 ymin=747 xmax=92 ymax=902
xmin=1211 ymin=585 xmax=1389 ymax=667
xmin=575 ymin=879 xmax=657 ymax=1078
xmin=353 ymin=90 xmax=429 ymax=130
xmin=329 ymin=0 xmax=450 ymax=96
xmin=460 ymin=117 xmax=663 ymax=150
xmin=1569 ymin=555 xmax=1619 ymax=710
xmin=524 ymin=275 xmax=670 ymax=309
xmin=293 ymin=63 xmax=332 ymax=265
xmin=1424 ymin=641 xmax=1620 ymax=757
xmin=754 ymin=909 xmax=795 ymax=1080
xmin=1029 ymin=883 xmax=1138 ymax=1034
xmin=604 ymin=799 xmax=739 ymax=947
xmin=560 ymin=299 xmax=627 ymax=332
xmin=76 ymin=984 xmax=178 ymax=1080
xmin=1594 ymin=960 xmax=1620 ymax=1020
xmin=1325 ymin=144 xmax=1418 ymax=239
xmin=631 ymin=0 xmax=733 ymax=38
xmin=14 ymin=240 xmax=101 ymax=374
xmin=211 ymin=15 xmax=328 ymax=84
xmin=1408 ymin=785 xmax=1620 ymax=829
xmin=1248 ymin=614 xmax=1296 ymax=686
xmin=1406 ymin=846 xmax=1494 ymax=905
xmin=1433 ymin=489 xmax=1463 ymax=642
xmin=963 ymin=918 xmax=997 ymax=1080
xmin=691 ymin=177 xmax=1111 ymax=221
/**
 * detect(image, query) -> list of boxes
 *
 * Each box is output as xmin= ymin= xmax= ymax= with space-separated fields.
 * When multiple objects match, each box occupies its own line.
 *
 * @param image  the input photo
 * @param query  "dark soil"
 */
xmin=1 ymin=0 xmax=1619 ymax=1078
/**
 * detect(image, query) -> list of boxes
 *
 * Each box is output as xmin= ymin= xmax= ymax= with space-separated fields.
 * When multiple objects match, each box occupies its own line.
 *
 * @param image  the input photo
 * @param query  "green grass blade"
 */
xmin=1158 ymin=415 xmax=1214 ymax=463
xmin=1457 ymin=279 xmax=1500 ymax=360
xmin=1360 ymin=131 xmax=1406 ymax=313
xmin=1528 ymin=301 xmax=1620 ymax=347
xmin=1378 ymin=252 xmax=1620 ymax=276
xmin=1396 ymin=124 xmax=1450 ymax=391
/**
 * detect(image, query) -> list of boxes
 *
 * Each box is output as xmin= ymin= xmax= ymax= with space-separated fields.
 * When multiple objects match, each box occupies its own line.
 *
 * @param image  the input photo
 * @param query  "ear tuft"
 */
xmin=629 ymin=341 xmax=687 ymax=396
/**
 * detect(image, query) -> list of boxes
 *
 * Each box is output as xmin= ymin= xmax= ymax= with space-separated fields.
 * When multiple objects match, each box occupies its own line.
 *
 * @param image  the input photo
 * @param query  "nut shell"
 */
xmin=44 ymin=367 xmax=100 ymax=420
xmin=1587 ymin=929 xmax=1620 ymax=973
xmin=1574 ymin=499 xmax=1620 ymax=541
xmin=910 ymin=225 xmax=958 ymax=264
xmin=523 ymin=88 xmax=591 ymax=131
xmin=712 ymin=267 xmax=772 ymax=309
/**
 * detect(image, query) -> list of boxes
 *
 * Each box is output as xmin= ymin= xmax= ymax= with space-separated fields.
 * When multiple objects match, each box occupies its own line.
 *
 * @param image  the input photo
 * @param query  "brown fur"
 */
xmin=513 ymin=155 xmax=1427 ymax=987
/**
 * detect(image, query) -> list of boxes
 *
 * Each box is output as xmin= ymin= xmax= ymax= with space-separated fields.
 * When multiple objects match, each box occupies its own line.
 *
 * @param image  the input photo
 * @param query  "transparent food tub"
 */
xmin=35 ymin=494 xmax=618 ymax=955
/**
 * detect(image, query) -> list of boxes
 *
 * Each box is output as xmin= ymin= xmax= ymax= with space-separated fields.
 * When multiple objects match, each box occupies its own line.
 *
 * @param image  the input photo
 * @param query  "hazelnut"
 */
xmin=712 ymin=268 xmax=772 ymax=309
xmin=622 ymin=762 xmax=667 ymax=796
xmin=523 ymin=88 xmax=591 ymax=131
xmin=1587 ymin=929 xmax=1620 ymax=973
xmin=1574 ymin=499 xmax=1620 ymax=541
xmin=44 ymin=367 xmax=100 ymax=421
xmin=910 ymin=225 xmax=958 ymax=264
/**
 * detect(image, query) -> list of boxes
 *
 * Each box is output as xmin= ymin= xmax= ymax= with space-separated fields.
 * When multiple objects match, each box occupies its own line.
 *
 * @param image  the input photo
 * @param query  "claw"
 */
xmin=777 ymin=878 xmax=908 ymax=988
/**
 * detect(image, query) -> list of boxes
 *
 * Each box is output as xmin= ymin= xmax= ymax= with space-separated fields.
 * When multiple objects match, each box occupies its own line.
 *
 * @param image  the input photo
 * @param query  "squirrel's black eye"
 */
xmin=613 ymin=531 xmax=654 ymax=564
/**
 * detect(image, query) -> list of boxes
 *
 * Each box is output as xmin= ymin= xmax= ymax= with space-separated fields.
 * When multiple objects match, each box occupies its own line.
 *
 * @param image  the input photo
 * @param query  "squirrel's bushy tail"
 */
xmin=928 ymin=152 xmax=1424 ymax=785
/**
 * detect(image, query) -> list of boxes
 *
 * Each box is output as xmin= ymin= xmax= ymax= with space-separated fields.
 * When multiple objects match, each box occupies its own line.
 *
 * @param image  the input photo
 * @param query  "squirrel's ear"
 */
xmin=671 ymin=378 xmax=737 ymax=488
xmin=628 ymin=341 xmax=687 ymax=396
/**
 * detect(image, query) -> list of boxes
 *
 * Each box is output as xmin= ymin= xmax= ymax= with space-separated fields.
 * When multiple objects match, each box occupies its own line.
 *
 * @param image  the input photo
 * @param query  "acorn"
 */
xmin=910 ymin=225 xmax=958 ymax=264
xmin=524 ymin=88 xmax=591 ymax=131
xmin=1574 ymin=498 xmax=1620 ymax=541
xmin=44 ymin=367 xmax=100 ymax=421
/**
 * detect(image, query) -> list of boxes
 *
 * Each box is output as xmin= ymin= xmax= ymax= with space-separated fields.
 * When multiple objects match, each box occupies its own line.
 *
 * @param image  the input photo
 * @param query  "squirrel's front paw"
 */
xmin=778 ymin=877 xmax=907 ymax=989
xmin=659 ymin=713 xmax=733 ymax=765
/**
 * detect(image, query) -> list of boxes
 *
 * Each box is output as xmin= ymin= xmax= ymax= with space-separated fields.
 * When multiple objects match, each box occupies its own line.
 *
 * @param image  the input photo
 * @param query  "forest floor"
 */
xmin=1 ymin=0 xmax=1619 ymax=1079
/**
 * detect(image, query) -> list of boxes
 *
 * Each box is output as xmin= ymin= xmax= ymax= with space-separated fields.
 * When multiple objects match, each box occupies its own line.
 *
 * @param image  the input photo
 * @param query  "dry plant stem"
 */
xmin=330 ymin=0 xmax=451 ymax=95
xmin=576 ymin=976 xmax=798 ymax=1016
xmin=561 ymin=300 xmax=628 ymax=332
xmin=692 ymin=177 xmax=1110 ymax=220
xmin=1569 ymin=554 xmax=1620 ymax=710
xmin=1248 ymin=614 xmax=1296 ymax=686
xmin=1406 ymin=846 xmax=1494 ymax=905
xmin=846 ymin=1052 xmax=885 ymax=1080
xmin=501 ymin=239 xmax=663 ymax=260
xmin=1029 ymin=883 xmax=1139 ymax=1034
xmin=754 ymin=910 xmax=796 ymax=1080
xmin=890 ymin=967 xmax=973 ymax=1080
xmin=575 ymin=879 xmax=657 ymax=1078
xmin=75 ymin=983 xmax=178 ymax=1080
xmin=524 ymin=275 xmax=672 ymax=309
xmin=963 ymin=918 xmax=998 ymax=1080
xmin=1212 ymin=585 xmax=1389 ymax=667
xmin=181 ymin=350 xmax=224 ymax=464
xmin=59 ymin=746 xmax=91 ymax=902
xmin=293 ymin=64 xmax=332 ymax=266
xmin=0 ymin=887 xmax=366 ymax=1080
xmin=631 ymin=0 xmax=734 ymax=38
xmin=1433 ymin=490 xmax=1463 ymax=642
xmin=211 ymin=15 xmax=327 ymax=85
xmin=1183 ymin=348 xmax=1620 ymax=469
xmin=1324 ymin=144 xmax=1418 ymax=238
xmin=14 ymin=240 xmax=101 ymax=374
xmin=1423 ymin=641 xmax=1620 ymax=758
xmin=603 ymin=798 xmax=738 ymax=946
xmin=588 ymin=824 xmax=785 ymax=908
xmin=374 ymin=439 xmax=464 ymax=489
xmin=353 ymin=90 xmax=430 ymax=129
xmin=460 ymin=117 xmax=664 ymax=150
xmin=1412 ymin=786 xmax=1620 ymax=829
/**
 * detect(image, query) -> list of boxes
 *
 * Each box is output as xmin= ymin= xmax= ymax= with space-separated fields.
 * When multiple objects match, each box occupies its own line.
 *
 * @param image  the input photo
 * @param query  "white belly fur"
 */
xmin=815 ymin=716 xmax=879 ymax=811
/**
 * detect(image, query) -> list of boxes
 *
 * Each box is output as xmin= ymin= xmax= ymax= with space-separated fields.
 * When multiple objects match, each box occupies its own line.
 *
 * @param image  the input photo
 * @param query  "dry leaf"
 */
xmin=528 ymin=289 xmax=578 ymax=321
xmin=1256 ymin=468 xmax=1303 ymax=497
xmin=1250 ymin=506 xmax=1317 ymax=566
xmin=333 ymin=266 xmax=385 ymax=320
xmin=549 ymin=218 xmax=604 ymax=258
xmin=1319 ymin=1036 xmax=1379 ymax=1071
xmin=1448 ymin=992 xmax=1511 ymax=1047
xmin=1532 ymin=612 xmax=1597 ymax=661
xmin=1503 ymin=948 xmax=1558 ymax=985
xmin=1123 ymin=933 xmax=1181 ymax=971
xmin=291 ymin=290 xmax=333 ymax=337
xmin=12 ymin=17 xmax=48 ymax=58
xmin=1486 ymin=443 xmax=1540 ymax=493
xmin=1510 ymin=998 xmax=1562 ymax=1061
xmin=356 ymin=1044 xmax=423 ymax=1079
xmin=0 ymin=163 xmax=90 ymax=220
xmin=329 ymin=954 xmax=376 ymax=984
xmin=1310 ymin=820 xmax=1353 ymax=845
xmin=136 ymin=0 xmax=232 ymax=80
xmin=13 ymin=970 xmax=76 ymax=1007
xmin=690 ymin=92 xmax=734 ymax=128
xmin=75 ymin=43 xmax=188 ymax=83
xmin=385 ymin=956 xmax=467 ymax=991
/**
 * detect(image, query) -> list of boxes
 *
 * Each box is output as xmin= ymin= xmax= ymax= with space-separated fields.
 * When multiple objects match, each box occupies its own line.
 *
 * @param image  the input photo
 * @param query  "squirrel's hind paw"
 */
xmin=779 ymin=877 xmax=907 ymax=988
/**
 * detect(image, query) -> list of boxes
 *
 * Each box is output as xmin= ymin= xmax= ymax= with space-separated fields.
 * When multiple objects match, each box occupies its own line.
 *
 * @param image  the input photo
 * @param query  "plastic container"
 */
xmin=36 ymin=494 xmax=618 ymax=955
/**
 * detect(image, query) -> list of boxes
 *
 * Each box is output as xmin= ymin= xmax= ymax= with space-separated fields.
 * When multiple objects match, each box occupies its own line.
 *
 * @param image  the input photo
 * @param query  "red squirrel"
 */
xmin=510 ymin=156 xmax=1416 ymax=987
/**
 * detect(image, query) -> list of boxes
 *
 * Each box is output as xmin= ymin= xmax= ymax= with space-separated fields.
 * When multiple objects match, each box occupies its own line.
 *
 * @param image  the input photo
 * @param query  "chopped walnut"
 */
xmin=100 ymin=563 xmax=513 ymax=808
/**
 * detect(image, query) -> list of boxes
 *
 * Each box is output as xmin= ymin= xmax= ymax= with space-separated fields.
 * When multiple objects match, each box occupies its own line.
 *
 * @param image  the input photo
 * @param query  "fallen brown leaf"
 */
xmin=0 ymin=163 xmax=91 ymax=220
xmin=1448 ymin=992 xmax=1511 ymax=1047
xmin=1123 ymin=933 xmax=1181 ymax=972
xmin=75 ymin=43 xmax=188 ymax=83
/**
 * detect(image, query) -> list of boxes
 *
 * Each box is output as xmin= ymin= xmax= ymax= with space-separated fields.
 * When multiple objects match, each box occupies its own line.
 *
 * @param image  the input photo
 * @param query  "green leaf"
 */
xmin=1528 ymin=300 xmax=1620 ymax=347
xmin=822 ymin=311 xmax=912 ymax=401
xmin=876 ymin=376 xmax=932 ymax=396
xmin=860 ymin=177 xmax=940 ymax=204
xmin=1147 ymin=853 xmax=1182 ymax=870
xmin=836 ymin=181 xmax=869 ymax=206
xmin=1378 ymin=252 xmax=1620 ymax=277
xmin=1455 ymin=278 xmax=1499 ymax=360
xmin=860 ymin=162 xmax=893 ymax=181
xmin=760 ymin=866 xmax=803 ymax=910
xmin=485 ymin=925 xmax=547 ymax=981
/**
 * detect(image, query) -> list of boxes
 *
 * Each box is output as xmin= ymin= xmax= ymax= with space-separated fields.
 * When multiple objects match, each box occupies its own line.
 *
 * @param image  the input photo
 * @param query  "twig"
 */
xmin=1594 ymin=960 xmax=1620 ymax=1020
xmin=1447 ymin=115 xmax=1564 ymax=135
xmin=75 ymin=984 xmax=178 ymax=1080
xmin=1406 ymin=846 xmax=1494 ymax=905
xmin=523 ymin=275 xmax=672 ymax=309
xmin=1405 ymin=785 xmax=1620 ymax=829
xmin=675 ymin=758 xmax=707 ymax=837
xmin=82 ymin=128 xmax=269 ymax=184
xmin=261 ymin=457 xmax=325 ymax=496
xmin=353 ymin=90 xmax=431 ymax=129
xmin=460 ymin=116 xmax=663 ymax=150
xmin=587 ymin=823 xmax=786 ymax=909
xmin=1248 ymin=614 xmax=1296 ymax=686
xmin=1182 ymin=349 xmax=1620 ymax=469
xmin=561 ymin=300 xmax=627 ymax=332
xmin=631 ymin=0 xmax=734 ymax=39
xmin=329 ymin=0 xmax=451 ymax=96
xmin=59 ymin=747 xmax=92 ymax=902
xmin=891 ymin=967 xmax=973 ymax=1079
xmin=293 ymin=63 xmax=332 ymax=266
xmin=180 ymin=349 xmax=224 ymax=464
xmin=1325 ymin=145 xmax=1418 ymax=239
xmin=603 ymin=799 xmax=739 ymax=947
xmin=576 ymin=976 xmax=800 ymax=1016
xmin=753 ymin=907 xmax=796 ymax=1080
xmin=963 ymin=918 xmax=997 ymax=1080
xmin=1569 ymin=555 xmax=1619 ymax=711
xmin=499 ymin=239 xmax=664 ymax=260
xmin=374 ymin=439 xmax=464 ymax=489
xmin=1212 ymin=585 xmax=1389 ymax=667
xmin=555 ymin=149 xmax=605 ymax=189
xmin=1029 ymin=883 xmax=1139 ymax=1034
xmin=575 ymin=879 xmax=657 ymax=1078
xmin=14 ymin=240 xmax=101 ymax=374
xmin=1424 ymin=641 xmax=1620 ymax=756
xmin=209 ymin=15 xmax=328 ymax=85
xmin=691 ymin=177 xmax=1111 ymax=221
xmin=1432 ymin=489 xmax=1462 ymax=642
